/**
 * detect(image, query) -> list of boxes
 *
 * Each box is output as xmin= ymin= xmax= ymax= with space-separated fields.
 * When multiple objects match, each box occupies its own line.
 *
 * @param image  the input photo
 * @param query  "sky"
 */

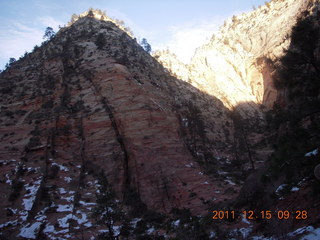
xmin=0 ymin=0 xmax=268 ymax=70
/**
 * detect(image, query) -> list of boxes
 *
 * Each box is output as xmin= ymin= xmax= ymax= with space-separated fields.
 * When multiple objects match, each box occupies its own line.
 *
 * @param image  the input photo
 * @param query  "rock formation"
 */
xmin=155 ymin=0 xmax=318 ymax=116
xmin=0 ymin=10 xmax=237 ymax=239
xmin=1 ymin=1 xmax=320 ymax=239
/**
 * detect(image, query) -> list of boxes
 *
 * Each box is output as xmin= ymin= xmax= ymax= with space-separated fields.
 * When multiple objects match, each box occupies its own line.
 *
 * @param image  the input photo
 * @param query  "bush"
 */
xmin=95 ymin=33 xmax=106 ymax=50
xmin=9 ymin=180 xmax=24 ymax=201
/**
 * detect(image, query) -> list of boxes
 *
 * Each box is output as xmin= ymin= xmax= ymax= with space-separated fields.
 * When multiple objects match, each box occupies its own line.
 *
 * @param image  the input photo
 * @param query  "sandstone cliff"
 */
xmin=0 ymin=10 xmax=237 ymax=239
xmin=155 ymin=0 xmax=318 ymax=116
xmin=1 ymin=1 xmax=320 ymax=239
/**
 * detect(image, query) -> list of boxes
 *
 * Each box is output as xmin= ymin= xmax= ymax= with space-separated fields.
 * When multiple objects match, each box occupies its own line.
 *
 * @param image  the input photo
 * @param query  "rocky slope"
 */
xmin=1 ymin=1 xmax=320 ymax=239
xmin=155 ymin=0 xmax=318 ymax=117
xmin=0 ymin=10 xmax=239 ymax=239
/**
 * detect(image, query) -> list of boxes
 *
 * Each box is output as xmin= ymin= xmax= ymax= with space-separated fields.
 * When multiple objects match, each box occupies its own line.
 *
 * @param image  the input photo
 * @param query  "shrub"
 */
xmin=95 ymin=33 xmax=106 ymax=50
xmin=9 ymin=180 xmax=24 ymax=201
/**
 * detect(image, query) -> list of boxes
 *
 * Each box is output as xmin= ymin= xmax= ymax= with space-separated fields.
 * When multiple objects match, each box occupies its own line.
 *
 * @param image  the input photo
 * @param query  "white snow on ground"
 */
xmin=248 ymin=226 xmax=320 ymax=240
xmin=275 ymin=184 xmax=288 ymax=199
xmin=113 ymin=225 xmax=121 ymax=235
xmin=58 ymin=188 xmax=67 ymax=194
xmin=202 ymin=181 xmax=209 ymax=184
xmin=291 ymin=187 xmax=300 ymax=192
xmin=42 ymin=224 xmax=54 ymax=233
xmin=217 ymin=170 xmax=228 ymax=175
xmin=19 ymin=210 xmax=28 ymax=221
xmin=75 ymin=210 xmax=89 ymax=224
xmin=225 ymin=179 xmax=236 ymax=185
xmin=209 ymin=231 xmax=216 ymax=238
xmin=298 ymin=178 xmax=308 ymax=186
xmin=0 ymin=220 xmax=18 ymax=229
xmin=287 ymin=226 xmax=320 ymax=238
xmin=64 ymin=177 xmax=72 ymax=183
xmin=276 ymin=184 xmax=288 ymax=194
xmin=0 ymin=159 xmax=16 ymax=165
xmin=57 ymin=210 xmax=92 ymax=229
xmin=130 ymin=218 xmax=141 ymax=228
xmin=239 ymin=227 xmax=252 ymax=238
xmin=18 ymin=222 xmax=42 ymax=239
xmin=172 ymin=219 xmax=180 ymax=227
xmin=241 ymin=214 xmax=251 ymax=225
xmin=56 ymin=204 xmax=73 ymax=212
xmin=5 ymin=173 xmax=12 ymax=185
xmin=305 ymin=149 xmax=318 ymax=157
xmin=58 ymin=214 xmax=74 ymax=228
xmin=52 ymin=162 xmax=69 ymax=171
xmin=251 ymin=236 xmax=276 ymax=240
xmin=6 ymin=208 xmax=18 ymax=215
xmin=98 ymin=226 xmax=122 ymax=236
xmin=185 ymin=163 xmax=194 ymax=167
xmin=23 ymin=179 xmax=42 ymax=211
xmin=43 ymin=224 xmax=70 ymax=239
xmin=79 ymin=200 xmax=96 ymax=210
xmin=301 ymin=228 xmax=320 ymax=239
xmin=147 ymin=227 xmax=155 ymax=234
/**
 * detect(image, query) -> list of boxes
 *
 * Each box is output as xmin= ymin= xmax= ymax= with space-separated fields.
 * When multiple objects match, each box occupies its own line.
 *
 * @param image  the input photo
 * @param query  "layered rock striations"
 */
xmin=0 ymin=11 xmax=236 ymax=239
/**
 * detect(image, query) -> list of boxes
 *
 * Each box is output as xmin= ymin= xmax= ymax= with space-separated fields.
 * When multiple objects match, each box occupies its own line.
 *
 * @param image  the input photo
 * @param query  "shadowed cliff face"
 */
xmin=0 ymin=14 xmax=241 ymax=239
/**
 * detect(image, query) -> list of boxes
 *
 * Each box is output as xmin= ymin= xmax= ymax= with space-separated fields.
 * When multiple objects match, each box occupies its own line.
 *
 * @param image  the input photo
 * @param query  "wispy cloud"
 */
xmin=154 ymin=17 xmax=225 ymax=63
xmin=0 ymin=16 xmax=63 ymax=69
xmin=0 ymin=22 xmax=42 ymax=67
xmin=37 ymin=16 xmax=64 ymax=30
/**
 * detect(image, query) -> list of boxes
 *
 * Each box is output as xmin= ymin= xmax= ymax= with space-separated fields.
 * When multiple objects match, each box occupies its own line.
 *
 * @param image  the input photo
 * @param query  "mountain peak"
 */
xmin=63 ymin=8 xmax=135 ymax=38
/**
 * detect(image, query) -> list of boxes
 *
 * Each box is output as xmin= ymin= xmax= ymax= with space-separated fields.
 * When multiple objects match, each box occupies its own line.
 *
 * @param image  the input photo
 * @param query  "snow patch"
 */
xmin=0 ymin=220 xmax=18 ymax=229
xmin=172 ymin=219 xmax=180 ymax=227
xmin=305 ymin=149 xmax=318 ymax=157
xmin=251 ymin=236 xmax=276 ymax=240
xmin=79 ymin=200 xmax=96 ymax=206
xmin=58 ymin=214 xmax=73 ymax=228
xmin=147 ymin=227 xmax=155 ymax=234
xmin=56 ymin=204 xmax=73 ymax=212
xmin=58 ymin=188 xmax=67 ymax=194
xmin=18 ymin=222 xmax=42 ymax=239
xmin=275 ymin=184 xmax=288 ymax=195
xmin=291 ymin=187 xmax=300 ymax=192
xmin=64 ymin=177 xmax=72 ymax=183
xmin=241 ymin=214 xmax=251 ymax=225
xmin=131 ymin=218 xmax=141 ymax=228
xmin=287 ymin=226 xmax=320 ymax=238
xmin=185 ymin=163 xmax=194 ymax=168
xmin=239 ymin=227 xmax=252 ymax=238
xmin=301 ymin=228 xmax=320 ymax=240
xmin=209 ymin=231 xmax=216 ymax=238
xmin=217 ymin=170 xmax=228 ymax=175
xmin=225 ymin=179 xmax=236 ymax=185
xmin=52 ymin=162 xmax=69 ymax=171
xmin=23 ymin=180 xmax=42 ymax=211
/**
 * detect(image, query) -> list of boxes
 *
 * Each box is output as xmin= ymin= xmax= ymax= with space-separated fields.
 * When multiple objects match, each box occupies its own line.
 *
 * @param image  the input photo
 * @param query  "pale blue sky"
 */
xmin=0 ymin=0 xmax=267 ymax=69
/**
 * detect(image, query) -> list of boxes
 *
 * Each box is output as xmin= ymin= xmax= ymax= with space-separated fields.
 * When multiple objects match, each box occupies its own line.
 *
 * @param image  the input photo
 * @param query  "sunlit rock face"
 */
xmin=155 ymin=0 xmax=315 ymax=117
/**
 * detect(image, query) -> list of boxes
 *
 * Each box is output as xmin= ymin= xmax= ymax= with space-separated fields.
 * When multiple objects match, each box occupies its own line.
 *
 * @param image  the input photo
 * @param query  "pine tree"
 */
xmin=43 ymin=27 xmax=55 ymax=40
xmin=140 ymin=38 xmax=152 ymax=53
xmin=93 ymin=173 xmax=125 ymax=239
